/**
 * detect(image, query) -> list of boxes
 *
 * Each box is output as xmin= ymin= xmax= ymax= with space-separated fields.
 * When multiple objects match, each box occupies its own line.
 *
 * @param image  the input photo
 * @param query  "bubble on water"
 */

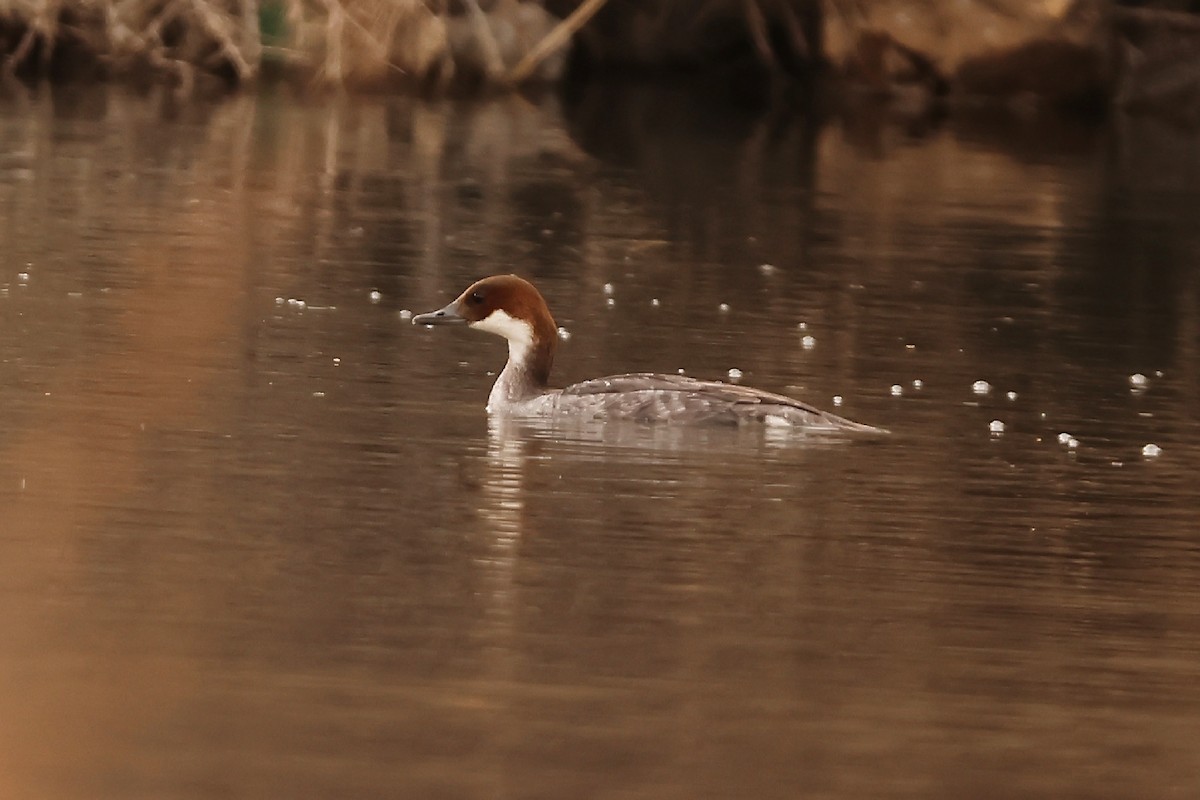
xmin=275 ymin=297 xmax=285 ymax=305
xmin=1142 ymin=443 xmax=1162 ymax=458
xmin=727 ymin=368 xmax=743 ymax=381
xmin=832 ymin=395 xmax=843 ymax=407
xmin=398 ymin=309 xmax=413 ymax=320
xmin=17 ymin=273 xmax=29 ymax=283
xmin=603 ymin=283 xmax=615 ymax=296
xmin=557 ymin=326 xmax=571 ymax=341
xmin=606 ymin=298 xmax=615 ymax=308
xmin=1129 ymin=372 xmax=1148 ymax=387
xmin=890 ymin=384 xmax=903 ymax=396
xmin=651 ymin=298 xmax=661 ymax=307
xmin=1056 ymin=431 xmax=1084 ymax=450
xmin=758 ymin=263 xmax=776 ymax=275
xmin=1005 ymin=391 xmax=1018 ymax=401
xmin=369 ymin=290 xmax=382 ymax=303
xmin=912 ymin=379 xmax=923 ymax=390
xmin=972 ymin=380 xmax=991 ymax=395
xmin=905 ymin=343 xmax=916 ymax=350
xmin=797 ymin=322 xmax=807 ymax=330
xmin=312 ymin=391 xmax=325 ymax=398
xmin=333 ymin=357 xmax=341 ymax=366
xmin=1154 ymin=370 xmax=1164 ymax=378
xmin=801 ymin=335 xmax=816 ymax=350
xmin=989 ymin=420 xmax=1005 ymax=435
xmin=677 ymin=368 xmax=686 ymax=375
xmin=718 ymin=303 xmax=731 ymax=314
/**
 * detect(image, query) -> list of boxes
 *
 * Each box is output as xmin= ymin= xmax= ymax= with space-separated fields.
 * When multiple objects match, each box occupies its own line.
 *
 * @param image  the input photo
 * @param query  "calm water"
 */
xmin=1 ymin=84 xmax=1198 ymax=799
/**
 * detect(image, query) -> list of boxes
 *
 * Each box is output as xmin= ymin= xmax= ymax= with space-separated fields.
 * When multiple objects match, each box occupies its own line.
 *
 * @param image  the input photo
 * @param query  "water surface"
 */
xmin=1 ymin=85 xmax=1198 ymax=799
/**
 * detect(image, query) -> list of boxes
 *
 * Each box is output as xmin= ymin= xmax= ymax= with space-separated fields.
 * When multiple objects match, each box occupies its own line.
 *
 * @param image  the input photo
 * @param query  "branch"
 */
xmin=506 ymin=0 xmax=608 ymax=85
xmin=186 ymin=0 xmax=257 ymax=81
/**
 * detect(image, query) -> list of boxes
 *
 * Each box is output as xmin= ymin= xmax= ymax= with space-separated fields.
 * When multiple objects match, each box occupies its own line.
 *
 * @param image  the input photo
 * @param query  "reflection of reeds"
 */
xmin=0 ymin=0 xmax=578 ymax=90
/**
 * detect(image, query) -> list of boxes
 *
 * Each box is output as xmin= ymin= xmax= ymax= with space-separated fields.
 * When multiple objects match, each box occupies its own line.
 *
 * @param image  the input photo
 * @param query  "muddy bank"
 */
xmin=555 ymin=0 xmax=1200 ymax=117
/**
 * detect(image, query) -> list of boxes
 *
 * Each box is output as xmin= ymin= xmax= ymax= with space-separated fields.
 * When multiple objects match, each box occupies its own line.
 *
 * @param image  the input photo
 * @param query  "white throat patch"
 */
xmin=471 ymin=308 xmax=534 ymax=363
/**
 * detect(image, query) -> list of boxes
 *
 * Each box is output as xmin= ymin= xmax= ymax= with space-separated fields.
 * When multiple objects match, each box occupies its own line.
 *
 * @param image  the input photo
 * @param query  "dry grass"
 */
xmin=1 ymin=0 xmax=268 ymax=86
xmin=0 ymin=0 xmax=583 ymax=90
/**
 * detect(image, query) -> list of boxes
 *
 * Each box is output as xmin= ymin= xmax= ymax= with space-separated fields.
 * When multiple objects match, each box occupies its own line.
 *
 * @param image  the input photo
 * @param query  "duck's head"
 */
xmin=414 ymin=274 xmax=558 ymax=384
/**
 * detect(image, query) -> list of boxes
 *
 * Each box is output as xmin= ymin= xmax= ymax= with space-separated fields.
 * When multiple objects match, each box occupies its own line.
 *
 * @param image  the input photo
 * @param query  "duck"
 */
xmin=413 ymin=274 xmax=883 ymax=432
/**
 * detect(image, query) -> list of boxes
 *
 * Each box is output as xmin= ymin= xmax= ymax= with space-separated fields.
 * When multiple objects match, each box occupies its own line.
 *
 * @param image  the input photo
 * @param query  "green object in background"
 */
xmin=259 ymin=1 xmax=288 ymax=47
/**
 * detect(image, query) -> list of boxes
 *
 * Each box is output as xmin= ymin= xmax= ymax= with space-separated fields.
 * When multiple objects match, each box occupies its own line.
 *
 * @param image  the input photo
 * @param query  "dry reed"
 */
xmin=0 ymin=0 xmax=581 ymax=90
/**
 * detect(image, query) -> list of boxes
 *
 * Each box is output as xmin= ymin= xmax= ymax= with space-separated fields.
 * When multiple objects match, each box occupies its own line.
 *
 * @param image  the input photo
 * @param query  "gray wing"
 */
xmin=560 ymin=373 xmax=882 ymax=431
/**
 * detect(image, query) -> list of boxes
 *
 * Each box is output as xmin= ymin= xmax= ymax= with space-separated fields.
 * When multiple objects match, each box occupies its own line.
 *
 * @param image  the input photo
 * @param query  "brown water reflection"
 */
xmin=1 ymin=85 xmax=1198 ymax=799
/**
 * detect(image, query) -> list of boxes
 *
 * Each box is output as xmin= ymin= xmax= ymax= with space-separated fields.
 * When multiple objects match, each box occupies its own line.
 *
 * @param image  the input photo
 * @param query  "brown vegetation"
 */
xmin=0 ymin=0 xmax=584 ymax=90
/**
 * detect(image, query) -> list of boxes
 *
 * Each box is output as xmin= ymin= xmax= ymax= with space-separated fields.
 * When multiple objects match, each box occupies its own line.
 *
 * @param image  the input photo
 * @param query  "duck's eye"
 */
xmin=468 ymin=291 xmax=484 ymax=305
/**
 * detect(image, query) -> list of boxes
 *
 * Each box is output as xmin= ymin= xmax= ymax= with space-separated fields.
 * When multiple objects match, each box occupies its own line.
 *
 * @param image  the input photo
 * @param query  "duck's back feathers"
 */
xmin=559 ymin=372 xmax=884 ymax=432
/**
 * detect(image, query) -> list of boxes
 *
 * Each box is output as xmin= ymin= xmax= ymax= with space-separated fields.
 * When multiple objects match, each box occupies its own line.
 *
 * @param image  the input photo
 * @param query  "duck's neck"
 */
xmin=487 ymin=336 xmax=554 ymax=412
